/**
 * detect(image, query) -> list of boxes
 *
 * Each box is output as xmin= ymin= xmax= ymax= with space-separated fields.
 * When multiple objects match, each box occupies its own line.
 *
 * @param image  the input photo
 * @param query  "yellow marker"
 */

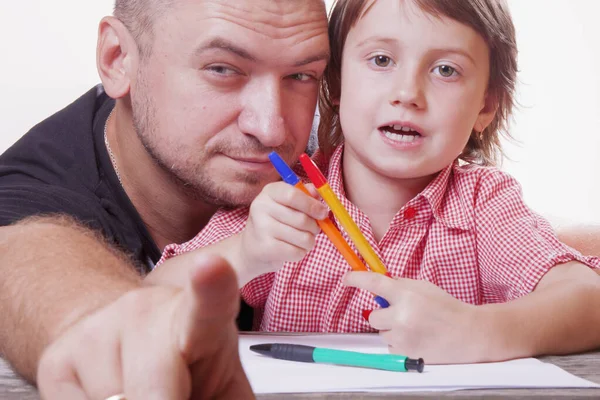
xmin=299 ymin=153 xmax=389 ymax=275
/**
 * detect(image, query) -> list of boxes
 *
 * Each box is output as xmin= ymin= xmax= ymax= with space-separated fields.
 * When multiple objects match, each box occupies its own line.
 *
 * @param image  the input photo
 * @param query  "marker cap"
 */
xmin=269 ymin=152 xmax=299 ymax=185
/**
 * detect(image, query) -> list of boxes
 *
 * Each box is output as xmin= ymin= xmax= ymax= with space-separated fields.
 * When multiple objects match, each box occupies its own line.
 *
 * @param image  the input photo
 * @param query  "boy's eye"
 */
xmin=373 ymin=55 xmax=392 ymax=67
xmin=435 ymin=65 xmax=457 ymax=77
xmin=289 ymin=73 xmax=313 ymax=82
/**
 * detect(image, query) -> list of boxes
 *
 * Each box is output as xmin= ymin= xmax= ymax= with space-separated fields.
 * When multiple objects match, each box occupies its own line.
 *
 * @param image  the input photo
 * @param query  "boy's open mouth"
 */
xmin=379 ymin=124 xmax=422 ymax=143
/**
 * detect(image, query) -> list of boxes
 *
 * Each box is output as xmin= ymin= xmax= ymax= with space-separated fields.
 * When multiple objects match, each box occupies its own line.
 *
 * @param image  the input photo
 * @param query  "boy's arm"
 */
xmin=147 ymin=181 xmax=328 ymax=288
xmin=147 ymin=234 xmax=251 ymax=287
xmin=556 ymin=225 xmax=600 ymax=260
xmin=476 ymin=261 xmax=600 ymax=360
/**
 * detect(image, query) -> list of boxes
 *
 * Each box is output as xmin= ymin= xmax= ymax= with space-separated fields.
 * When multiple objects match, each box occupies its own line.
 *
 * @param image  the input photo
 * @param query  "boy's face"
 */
xmin=338 ymin=0 xmax=495 ymax=183
xmin=129 ymin=0 xmax=329 ymax=207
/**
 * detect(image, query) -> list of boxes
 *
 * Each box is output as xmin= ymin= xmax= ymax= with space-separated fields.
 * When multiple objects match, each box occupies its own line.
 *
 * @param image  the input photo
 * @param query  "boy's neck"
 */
xmin=341 ymin=151 xmax=435 ymax=242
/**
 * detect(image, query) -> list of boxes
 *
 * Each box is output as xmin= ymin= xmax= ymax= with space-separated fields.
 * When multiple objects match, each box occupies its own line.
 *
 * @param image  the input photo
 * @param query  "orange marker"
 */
xmin=299 ymin=153 xmax=389 ymax=276
xmin=269 ymin=152 xmax=368 ymax=272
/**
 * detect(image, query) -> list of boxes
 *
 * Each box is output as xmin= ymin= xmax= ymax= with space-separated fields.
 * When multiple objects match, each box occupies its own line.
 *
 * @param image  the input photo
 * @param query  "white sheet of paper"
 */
xmin=239 ymin=333 xmax=599 ymax=394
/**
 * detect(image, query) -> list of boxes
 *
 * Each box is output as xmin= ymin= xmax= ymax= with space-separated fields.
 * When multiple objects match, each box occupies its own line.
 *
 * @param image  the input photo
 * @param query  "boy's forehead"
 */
xmin=351 ymin=0 xmax=487 ymax=53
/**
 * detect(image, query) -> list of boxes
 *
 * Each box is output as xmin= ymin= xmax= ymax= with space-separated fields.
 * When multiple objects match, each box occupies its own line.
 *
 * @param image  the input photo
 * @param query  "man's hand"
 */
xmin=37 ymin=253 xmax=254 ymax=400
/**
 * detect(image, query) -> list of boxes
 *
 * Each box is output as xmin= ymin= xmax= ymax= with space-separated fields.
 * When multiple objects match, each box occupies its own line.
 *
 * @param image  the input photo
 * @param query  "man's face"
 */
xmin=130 ymin=0 xmax=329 ymax=207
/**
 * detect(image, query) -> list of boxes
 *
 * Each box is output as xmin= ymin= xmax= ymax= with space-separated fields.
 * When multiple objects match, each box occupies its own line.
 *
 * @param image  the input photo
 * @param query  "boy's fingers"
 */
xmin=263 ymin=202 xmax=321 ymax=235
xmin=343 ymin=271 xmax=401 ymax=302
xmin=367 ymin=308 xmax=395 ymax=331
xmin=266 ymin=183 xmax=328 ymax=220
xmin=303 ymin=183 xmax=321 ymax=199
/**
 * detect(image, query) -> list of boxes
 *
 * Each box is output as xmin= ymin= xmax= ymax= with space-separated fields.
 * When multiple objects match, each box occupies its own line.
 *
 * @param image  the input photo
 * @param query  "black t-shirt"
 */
xmin=0 ymin=85 xmax=253 ymax=329
xmin=0 ymin=86 xmax=160 ymax=271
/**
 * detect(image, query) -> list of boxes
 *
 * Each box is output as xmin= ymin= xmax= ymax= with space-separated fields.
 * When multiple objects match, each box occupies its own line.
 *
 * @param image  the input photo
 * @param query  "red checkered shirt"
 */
xmin=159 ymin=145 xmax=599 ymax=332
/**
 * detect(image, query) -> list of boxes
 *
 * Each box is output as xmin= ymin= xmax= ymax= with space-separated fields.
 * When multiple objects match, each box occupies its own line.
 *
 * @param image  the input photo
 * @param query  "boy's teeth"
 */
xmin=392 ymin=125 xmax=415 ymax=132
xmin=384 ymin=130 xmax=417 ymax=142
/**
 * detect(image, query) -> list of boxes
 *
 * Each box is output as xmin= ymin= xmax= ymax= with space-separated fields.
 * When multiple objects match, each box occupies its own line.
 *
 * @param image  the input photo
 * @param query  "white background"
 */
xmin=1 ymin=0 xmax=599 ymax=224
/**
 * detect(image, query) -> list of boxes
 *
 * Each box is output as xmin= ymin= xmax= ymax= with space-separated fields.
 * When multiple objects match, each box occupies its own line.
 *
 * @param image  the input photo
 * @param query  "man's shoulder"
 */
xmin=0 ymin=85 xmax=113 ymax=188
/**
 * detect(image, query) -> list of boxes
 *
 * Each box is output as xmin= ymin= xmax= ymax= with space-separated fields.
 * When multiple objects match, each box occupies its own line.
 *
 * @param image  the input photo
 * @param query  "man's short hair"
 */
xmin=114 ymin=0 xmax=174 ymax=57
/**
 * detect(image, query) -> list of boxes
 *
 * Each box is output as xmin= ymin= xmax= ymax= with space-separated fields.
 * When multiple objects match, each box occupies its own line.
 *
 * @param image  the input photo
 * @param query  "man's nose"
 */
xmin=388 ymin=67 xmax=425 ymax=109
xmin=239 ymin=78 xmax=286 ymax=148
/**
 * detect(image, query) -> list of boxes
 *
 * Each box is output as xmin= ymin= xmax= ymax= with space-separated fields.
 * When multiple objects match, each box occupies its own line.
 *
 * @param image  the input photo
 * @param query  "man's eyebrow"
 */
xmin=196 ymin=37 xmax=329 ymax=67
xmin=195 ymin=38 xmax=257 ymax=62
xmin=293 ymin=52 xmax=330 ymax=67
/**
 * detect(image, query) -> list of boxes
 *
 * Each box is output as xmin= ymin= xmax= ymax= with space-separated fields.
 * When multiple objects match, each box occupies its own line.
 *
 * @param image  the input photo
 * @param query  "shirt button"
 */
xmin=404 ymin=206 xmax=416 ymax=220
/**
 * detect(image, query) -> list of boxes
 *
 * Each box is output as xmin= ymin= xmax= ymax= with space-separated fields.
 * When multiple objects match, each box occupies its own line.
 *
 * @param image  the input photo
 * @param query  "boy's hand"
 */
xmin=344 ymin=272 xmax=483 ymax=364
xmin=236 ymin=181 xmax=328 ymax=284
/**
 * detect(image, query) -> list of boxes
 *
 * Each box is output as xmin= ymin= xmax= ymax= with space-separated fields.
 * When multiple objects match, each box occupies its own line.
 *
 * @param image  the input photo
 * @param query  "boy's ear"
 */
xmin=474 ymin=92 xmax=498 ymax=133
xmin=96 ymin=16 xmax=140 ymax=99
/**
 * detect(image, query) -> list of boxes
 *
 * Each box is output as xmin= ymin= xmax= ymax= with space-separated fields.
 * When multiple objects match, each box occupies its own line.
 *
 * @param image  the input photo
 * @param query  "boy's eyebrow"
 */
xmin=429 ymin=47 xmax=476 ymax=64
xmin=428 ymin=48 xmax=478 ymax=66
xmin=195 ymin=37 xmax=330 ymax=67
xmin=355 ymin=36 xmax=398 ymax=49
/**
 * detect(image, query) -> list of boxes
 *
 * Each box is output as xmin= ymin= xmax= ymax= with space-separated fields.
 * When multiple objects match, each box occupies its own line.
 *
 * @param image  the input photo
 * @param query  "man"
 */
xmin=0 ymin=0 xmax=329 ymax=398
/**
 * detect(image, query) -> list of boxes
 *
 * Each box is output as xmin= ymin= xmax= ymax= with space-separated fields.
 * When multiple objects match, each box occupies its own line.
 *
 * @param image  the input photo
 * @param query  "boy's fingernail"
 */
xmin=317 ymin=207 xmax=329 ymax=220
xmin=362 ymin=309 xmax=372 ymax=321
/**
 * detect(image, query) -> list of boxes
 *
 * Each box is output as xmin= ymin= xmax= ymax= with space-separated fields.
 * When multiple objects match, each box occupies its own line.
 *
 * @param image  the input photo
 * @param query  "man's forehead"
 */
xmin=157 ymin=0 xmax=330 ymax=60
xmin=174 ymin=0 xmax=327 ymax=20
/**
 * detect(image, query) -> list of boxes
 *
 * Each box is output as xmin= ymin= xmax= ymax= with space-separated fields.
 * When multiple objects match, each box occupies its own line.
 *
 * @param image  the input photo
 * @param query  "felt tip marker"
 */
xmin=268 ymin=152 xmax=368 ymax=273
xmin=250 ymin=343 xmax=424 ymax=373
xmin=299 ymin=153 xmax=389 ymax=276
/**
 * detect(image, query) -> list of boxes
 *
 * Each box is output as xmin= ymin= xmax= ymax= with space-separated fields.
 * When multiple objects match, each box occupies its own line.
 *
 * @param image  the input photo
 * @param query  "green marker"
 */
xmin=250 ymin=343 xmax=424 ymax=373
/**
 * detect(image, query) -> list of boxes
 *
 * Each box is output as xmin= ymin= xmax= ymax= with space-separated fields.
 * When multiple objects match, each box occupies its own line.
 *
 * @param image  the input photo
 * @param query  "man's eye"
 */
xmin=434 ymin=65 xmax=457 ymax=78
xmin=370 ymin=55 xmax=392 ymax=68
xmin=206 ymin=65 xmax=238 ymax=76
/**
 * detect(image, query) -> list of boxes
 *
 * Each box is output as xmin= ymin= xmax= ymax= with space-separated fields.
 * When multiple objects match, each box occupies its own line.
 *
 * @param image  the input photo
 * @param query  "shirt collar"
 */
xmin=321 ymin=144 xmax=472 ymax=231
xmin=416 ymin=162 xmax=472 ymax=231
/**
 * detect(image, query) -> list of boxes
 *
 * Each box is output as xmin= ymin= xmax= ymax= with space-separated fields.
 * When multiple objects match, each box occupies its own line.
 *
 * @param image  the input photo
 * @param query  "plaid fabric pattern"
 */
xmin=159 ymin=145 xmax=599 ymax=332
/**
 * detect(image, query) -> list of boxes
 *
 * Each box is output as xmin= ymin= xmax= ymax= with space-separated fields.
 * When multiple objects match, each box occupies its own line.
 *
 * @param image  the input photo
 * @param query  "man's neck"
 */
xmin=106 ymin=107 xmax=218 ymax=251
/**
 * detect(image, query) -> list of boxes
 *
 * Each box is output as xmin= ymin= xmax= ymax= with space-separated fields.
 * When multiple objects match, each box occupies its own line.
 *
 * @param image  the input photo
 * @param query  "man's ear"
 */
xmin=96 ymin=16 xmax=139 ymax=99
xmin=473 ymin=92 xmax=498 ymax=133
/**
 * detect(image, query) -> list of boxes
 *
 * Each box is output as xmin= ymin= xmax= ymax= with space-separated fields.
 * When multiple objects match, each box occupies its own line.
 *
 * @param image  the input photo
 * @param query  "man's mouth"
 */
xmin=379 ymin=124 xmax=422 ymax=143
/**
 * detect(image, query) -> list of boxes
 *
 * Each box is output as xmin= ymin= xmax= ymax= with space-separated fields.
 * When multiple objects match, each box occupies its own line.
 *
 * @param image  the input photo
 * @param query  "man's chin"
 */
xmin=185 ymin=180 xmax=269 ymax=209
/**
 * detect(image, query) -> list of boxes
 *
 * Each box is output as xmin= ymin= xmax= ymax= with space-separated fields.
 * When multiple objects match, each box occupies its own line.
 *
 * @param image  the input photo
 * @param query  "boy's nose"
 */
xmin=389 ymin=71 xmax=425 ymax=109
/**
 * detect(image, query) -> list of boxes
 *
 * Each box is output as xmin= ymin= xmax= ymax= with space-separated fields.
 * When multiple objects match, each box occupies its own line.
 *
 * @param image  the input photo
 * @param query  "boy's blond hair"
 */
xmin=318 ymin=0 xmax=518 ymax=166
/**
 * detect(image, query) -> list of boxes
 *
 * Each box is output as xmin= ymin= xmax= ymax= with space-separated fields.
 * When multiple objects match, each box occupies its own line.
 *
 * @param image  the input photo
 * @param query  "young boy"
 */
xmin=156 ymin=0 xmax=600 ymax=363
